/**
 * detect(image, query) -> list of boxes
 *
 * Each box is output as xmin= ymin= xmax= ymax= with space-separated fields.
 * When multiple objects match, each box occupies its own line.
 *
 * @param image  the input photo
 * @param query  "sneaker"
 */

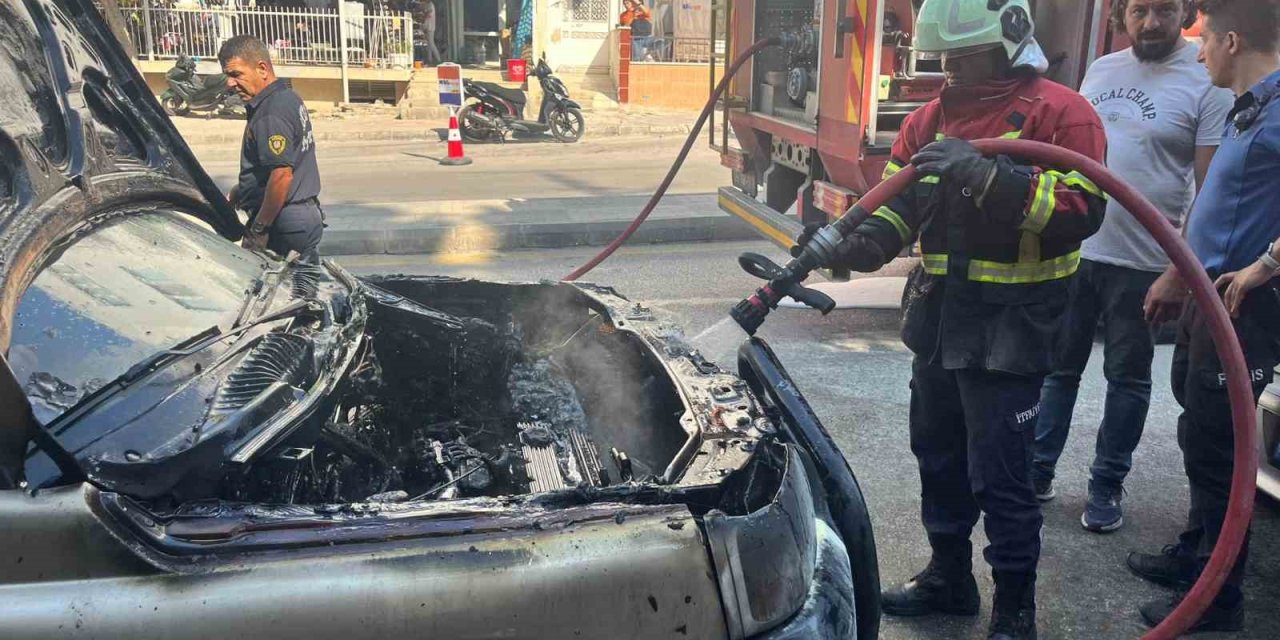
xmin=1139 ymin=591 xmax=1244 ymax=633
xmin=1032 ymin=475 xmax=1055 ymax=502
xmin=882 ymin=560 xmax=981 ymax=617
xmin=1081 ymin=480 xmax=1123 ymax=532
xmin=1126 ymin=544 xmax=1195 ymax=589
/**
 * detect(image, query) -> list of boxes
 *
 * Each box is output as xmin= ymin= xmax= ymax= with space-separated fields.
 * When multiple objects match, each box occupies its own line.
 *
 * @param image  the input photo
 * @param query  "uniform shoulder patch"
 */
xmin=268 ymin=134 xmax=287 ymax=155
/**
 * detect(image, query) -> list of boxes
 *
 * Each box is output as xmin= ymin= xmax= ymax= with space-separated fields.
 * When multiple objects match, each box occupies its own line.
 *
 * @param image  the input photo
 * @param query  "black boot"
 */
xmin=882 ymin=538 xmax=980 ymax=617
xmin=988 ymin=571 xmax=1037 ymax=640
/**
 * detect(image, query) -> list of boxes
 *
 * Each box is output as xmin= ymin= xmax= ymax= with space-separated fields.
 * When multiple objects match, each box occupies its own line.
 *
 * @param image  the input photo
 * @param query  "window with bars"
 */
xmin=563 ymin=0 xmax=609 ymax=22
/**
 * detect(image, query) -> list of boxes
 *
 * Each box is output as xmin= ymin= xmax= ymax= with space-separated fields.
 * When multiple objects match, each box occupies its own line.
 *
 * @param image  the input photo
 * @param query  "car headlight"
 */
xmin=703 ymin=443 xmax=817 ymax=639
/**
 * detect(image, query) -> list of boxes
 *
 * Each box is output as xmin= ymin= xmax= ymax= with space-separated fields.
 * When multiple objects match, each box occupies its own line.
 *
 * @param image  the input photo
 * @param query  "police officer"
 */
xmin=1127 ymin=0 xmax=1280 ymax=631
xmin=794 ymin=1 xmax=1106 ymax=637
xmin=218 ymin=35 xmax=324 ymax=262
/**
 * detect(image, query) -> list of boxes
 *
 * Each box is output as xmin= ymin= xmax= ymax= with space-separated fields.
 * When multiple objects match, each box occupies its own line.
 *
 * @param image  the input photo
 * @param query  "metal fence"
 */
xmin=117 ymin=4 xmax=413 ymax=69
xmin=631 ymin=37 xmax=724 ymax=64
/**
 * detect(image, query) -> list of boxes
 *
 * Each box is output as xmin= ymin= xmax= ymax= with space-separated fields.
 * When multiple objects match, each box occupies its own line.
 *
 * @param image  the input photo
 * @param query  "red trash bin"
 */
xmin=506 ymin=58 xmax=528 ymax=83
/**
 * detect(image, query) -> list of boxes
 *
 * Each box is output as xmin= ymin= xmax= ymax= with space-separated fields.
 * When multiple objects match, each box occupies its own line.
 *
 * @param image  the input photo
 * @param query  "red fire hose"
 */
xmin=782 ymin=140 xmax=1258 ymax=639
xmin=561 ymin=36 xmax=781 ymax=281
xmin=560 ymin=40 xmax=1256 ymax=637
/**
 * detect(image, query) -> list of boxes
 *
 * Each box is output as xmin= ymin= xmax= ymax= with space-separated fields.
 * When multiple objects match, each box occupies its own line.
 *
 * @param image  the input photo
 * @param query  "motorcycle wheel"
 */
xmin=457 ymin=104 xmax=494 ymax=142
xmin=549 ymin=107 xmax=585 ymax=143
xmin=163 ymin=95 xmax=190 ymax=117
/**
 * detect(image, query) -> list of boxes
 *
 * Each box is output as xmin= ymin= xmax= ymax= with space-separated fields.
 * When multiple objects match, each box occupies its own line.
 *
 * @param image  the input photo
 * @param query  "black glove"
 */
xmin=790 ymin=222 xmax=886 ymax=272
xmin=911 ymin=138 xmax=998 ymax=201
xmin=835 ymin=234 xmax=888 ymax=273
xmin=790 ymin=222 xmax=826 ymax=258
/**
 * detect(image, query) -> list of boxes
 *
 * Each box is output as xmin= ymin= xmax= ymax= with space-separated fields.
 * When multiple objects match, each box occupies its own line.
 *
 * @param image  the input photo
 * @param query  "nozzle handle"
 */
xmin=785 ymin=283 xmax=837 ymax=315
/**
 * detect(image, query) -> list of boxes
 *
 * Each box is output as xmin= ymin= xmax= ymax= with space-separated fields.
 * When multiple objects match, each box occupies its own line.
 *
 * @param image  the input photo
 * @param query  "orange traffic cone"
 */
xmin=440 ymin=111 xmax=472 ymax=166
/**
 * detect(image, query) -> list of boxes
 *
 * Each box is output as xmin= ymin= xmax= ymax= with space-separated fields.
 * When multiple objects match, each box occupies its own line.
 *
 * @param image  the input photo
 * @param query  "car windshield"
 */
xmin=7 ymin=211 xmax=267 ymax=424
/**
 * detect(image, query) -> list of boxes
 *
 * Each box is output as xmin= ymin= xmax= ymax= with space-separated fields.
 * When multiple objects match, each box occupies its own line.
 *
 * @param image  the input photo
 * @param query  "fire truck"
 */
xmin=712 ymin=0 xmax=1174 ymax=276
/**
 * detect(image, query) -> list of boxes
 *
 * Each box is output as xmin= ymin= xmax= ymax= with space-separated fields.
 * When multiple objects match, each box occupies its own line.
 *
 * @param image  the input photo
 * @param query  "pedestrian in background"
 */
xmin=1031 ymin=0 xmax=1232 ymax=533
xmin=1127 ymin=0 xmax=1280 ymax=631
xmin=620 ymin=0 xmax=654 ymax=61
xmin=219 ymin=35 xmax=325 ymax=263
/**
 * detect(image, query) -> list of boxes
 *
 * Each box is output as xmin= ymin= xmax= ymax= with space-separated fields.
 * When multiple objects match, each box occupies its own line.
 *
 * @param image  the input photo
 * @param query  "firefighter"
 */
xmin=793 ymin=0 xmax=1106 ymax=637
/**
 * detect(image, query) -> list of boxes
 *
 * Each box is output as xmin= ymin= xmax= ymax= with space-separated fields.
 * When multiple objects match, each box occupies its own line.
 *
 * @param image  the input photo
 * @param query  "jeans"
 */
xmin=1033 ymin=259 xmax=1160 ymax=489
xmin=631 ymin=35 xmax=653 ymax=61
xmin=911 ymin=358 xmax=1045 ymax=575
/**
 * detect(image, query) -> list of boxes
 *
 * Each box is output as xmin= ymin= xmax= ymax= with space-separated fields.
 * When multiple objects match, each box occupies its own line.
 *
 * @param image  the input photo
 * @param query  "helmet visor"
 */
xmin=915 ymin=42 xmax=1002 ymax=61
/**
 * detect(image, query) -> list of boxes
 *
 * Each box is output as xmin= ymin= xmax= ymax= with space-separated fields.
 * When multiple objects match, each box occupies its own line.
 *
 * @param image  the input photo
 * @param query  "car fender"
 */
xmin=737 ymin=337 xmax=880 ymax=640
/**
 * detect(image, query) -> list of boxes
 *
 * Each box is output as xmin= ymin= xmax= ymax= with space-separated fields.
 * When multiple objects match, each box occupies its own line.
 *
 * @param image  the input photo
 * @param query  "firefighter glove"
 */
xmin=790 ymin=222 xmax=826 ymax=258
xmin=833 ymin=234 xmax=888 ymax=273
xmin=911 ymin=138 xmax=999 ymax=202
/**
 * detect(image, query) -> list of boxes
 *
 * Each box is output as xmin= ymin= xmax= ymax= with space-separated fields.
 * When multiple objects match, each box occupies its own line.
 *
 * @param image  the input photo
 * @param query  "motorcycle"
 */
xmin=458 ymin=58 xmax=585 ymax=143
xmin=160 ymin=55 xmax=244 ymax=118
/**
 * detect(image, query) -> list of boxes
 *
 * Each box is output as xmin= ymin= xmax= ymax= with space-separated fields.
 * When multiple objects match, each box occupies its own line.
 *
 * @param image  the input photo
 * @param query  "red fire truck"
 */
xmin=713 ymin=0 xmax=1167 ymax=275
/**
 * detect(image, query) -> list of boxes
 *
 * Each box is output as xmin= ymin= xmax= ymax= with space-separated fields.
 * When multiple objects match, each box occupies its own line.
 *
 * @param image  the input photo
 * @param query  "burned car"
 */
xmin=0 ymin=1 xmax=879 ymax=638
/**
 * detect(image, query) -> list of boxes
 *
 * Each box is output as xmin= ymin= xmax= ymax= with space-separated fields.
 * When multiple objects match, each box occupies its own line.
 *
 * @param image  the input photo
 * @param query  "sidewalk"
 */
xmin=172 ymin=107 xmax=706 ymax=146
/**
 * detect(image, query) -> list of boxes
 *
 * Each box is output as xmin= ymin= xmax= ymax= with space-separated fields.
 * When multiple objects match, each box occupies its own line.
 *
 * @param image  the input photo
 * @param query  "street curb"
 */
xmin=179 ymin=122 xmax=697 ymax=147
xmin=319 ymin=213 xmax=756 ymax=256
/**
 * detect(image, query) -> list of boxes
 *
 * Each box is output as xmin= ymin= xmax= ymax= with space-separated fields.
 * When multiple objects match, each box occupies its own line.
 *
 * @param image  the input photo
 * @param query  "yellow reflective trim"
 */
xmin=883 ymin=161 xmax=903 ymax=179
xmin=933 ymin=131 xmax=1020 ymax=141
xmin=873 ymin=206 xmax=912 ymax=243
xmin=1050 ymin=170 xmax=1105 ymax=198
xmin=917 ymin=251 xmax=1082 ymax=283
xmin=919 ymin=175 xmax=940 ymax=184
xmin=1020 ymin=172 xmax=1058 ymax=235
xmin=921 ymin=253 xmax=948 ymax=275
xmin=969 ymin=251 xmax=1081 ymax=284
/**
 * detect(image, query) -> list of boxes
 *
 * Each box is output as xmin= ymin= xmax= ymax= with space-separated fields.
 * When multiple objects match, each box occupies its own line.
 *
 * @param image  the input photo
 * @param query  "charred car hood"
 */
xmin=0 ymin=0 xmax=241 ymax=306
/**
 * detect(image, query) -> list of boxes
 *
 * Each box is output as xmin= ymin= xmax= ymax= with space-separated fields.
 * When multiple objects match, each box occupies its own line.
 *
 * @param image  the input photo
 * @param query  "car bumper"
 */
xmin=1257 ymin=382 xmax=1280 ymax=499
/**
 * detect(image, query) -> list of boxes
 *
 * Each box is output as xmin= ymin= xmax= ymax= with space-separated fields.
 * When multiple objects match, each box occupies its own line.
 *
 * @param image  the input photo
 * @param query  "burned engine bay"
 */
xmin=176 ymin=273 xmax=776 ymax=510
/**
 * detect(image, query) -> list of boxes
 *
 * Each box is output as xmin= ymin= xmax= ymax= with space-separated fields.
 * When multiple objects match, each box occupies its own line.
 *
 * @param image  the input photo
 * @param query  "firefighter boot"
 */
xmin=882 ymin=538 xmax=980 ymax=617
xmin=988 ymin=571 xmax=1037 ymax=640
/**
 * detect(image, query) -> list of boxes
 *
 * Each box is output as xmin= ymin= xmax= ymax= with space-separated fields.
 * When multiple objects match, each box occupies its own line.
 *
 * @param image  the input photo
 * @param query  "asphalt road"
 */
xmin=333 ymin=240 xmax=1280 ymax=640
xmin=191 ymin=135 xmax=726 ymax=204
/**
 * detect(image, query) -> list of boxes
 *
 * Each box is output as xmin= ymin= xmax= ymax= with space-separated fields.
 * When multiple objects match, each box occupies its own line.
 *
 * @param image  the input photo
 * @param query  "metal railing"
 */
xmin=631 ymin=37 xmax=724 ymax=64
xmin=117 ymin=4 xmax=413 ymax=69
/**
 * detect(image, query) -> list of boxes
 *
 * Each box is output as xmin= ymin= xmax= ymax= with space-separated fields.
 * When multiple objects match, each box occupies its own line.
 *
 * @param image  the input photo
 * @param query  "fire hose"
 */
xmin=560 ymin=38 xmax=1256 ymax=640
xmin=730 ymin=139 xmax=1258 ymax=640
xmin=560 ymin=36 xmax=786 ymax=281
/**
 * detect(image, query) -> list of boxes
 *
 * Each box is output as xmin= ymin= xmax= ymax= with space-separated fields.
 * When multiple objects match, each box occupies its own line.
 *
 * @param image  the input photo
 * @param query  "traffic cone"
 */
xmin=440 ymin=111 xmax=472 ymax=166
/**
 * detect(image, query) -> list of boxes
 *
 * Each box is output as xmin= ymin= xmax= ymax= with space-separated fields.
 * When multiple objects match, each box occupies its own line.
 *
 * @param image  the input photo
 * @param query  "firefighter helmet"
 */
xmin=913 ymin=0 xmax=1036 ymax=62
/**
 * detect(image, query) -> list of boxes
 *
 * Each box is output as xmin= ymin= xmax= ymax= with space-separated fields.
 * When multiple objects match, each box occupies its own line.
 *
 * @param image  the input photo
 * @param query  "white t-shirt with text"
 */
xmin=1078 ymin=42 xmax=1233 ymax=272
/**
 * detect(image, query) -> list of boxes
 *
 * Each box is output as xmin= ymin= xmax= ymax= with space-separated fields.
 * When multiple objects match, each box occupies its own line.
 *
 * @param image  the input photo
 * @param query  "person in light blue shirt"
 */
xmin=1128 ymin=0 xmax=1280 ymax=633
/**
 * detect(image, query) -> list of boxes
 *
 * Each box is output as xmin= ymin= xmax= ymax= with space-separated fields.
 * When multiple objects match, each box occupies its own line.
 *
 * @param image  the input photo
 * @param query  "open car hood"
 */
xmin=0 ymin=0 xmax=241 ymax=241
xmin=0 ymin=0 xmax=242 ymax=483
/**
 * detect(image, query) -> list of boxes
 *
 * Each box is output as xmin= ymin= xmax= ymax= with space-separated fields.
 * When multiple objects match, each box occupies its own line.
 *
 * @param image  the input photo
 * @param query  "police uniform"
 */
xmin=1166 ymin=67 xmax=1280 ymax=607
xmin=238 ymin=78 xmax=323 ymax=262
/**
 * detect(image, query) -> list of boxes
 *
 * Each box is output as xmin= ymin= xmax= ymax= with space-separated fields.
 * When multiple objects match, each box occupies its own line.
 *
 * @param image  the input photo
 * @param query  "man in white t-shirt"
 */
xmin=1031 ymin=0 xmax=1233 ymax=533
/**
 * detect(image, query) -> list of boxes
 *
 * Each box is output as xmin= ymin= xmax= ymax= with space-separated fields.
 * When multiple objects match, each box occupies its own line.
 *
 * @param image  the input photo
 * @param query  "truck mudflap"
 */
xmin=719 ymin=186 xmax=804 ymax=253
xmin=736 ymin=337 xmax=881 ymax=640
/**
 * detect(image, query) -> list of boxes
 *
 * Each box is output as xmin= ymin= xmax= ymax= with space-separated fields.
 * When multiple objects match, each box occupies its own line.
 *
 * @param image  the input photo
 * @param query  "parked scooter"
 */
xmin=160 ymin=55 xmax=244 ymax=117
xmin=457 ymin=58 xmax=584 ymax=143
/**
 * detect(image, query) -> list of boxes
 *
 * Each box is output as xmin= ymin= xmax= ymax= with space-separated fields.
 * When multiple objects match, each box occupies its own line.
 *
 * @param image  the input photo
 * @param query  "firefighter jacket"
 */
xmin=851 ymin=74 xmax=1107 ymax=375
